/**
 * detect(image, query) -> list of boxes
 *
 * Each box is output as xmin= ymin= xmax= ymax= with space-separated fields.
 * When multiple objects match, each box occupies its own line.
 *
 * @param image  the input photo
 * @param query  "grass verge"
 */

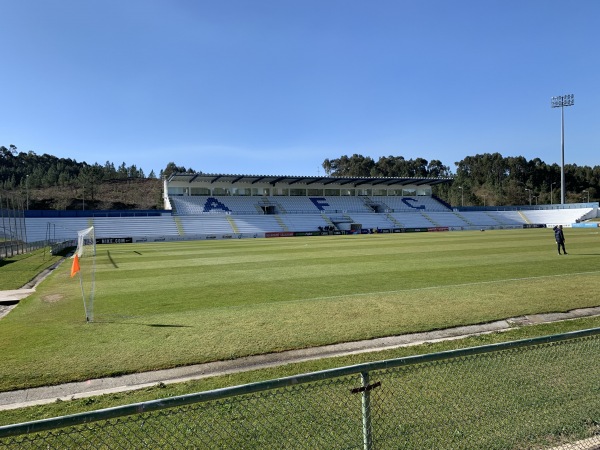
xmin=2 ymin=315 xmax=600 ymax=428
xmin=0 ymin=248 xmax=62 ymax=290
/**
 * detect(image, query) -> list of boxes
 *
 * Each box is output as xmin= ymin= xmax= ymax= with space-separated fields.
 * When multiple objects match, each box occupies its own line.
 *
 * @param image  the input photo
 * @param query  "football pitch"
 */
xmin=1 ymin=228 xmax=600 ymax=392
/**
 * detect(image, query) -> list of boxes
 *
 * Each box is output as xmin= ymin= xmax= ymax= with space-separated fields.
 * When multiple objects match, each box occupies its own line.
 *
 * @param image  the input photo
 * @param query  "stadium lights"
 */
xmin=551 ymin=94 xmax=574 ymax=205
xmin=525 ymin=188 xmax=532 ymax=205
xmin=458 ymin=186 xmax=464 ymax=207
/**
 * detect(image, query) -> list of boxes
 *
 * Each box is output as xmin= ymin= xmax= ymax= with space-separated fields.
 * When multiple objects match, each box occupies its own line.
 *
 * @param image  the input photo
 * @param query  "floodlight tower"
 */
xmin=551 ymin=94 xmax=574 ymax=205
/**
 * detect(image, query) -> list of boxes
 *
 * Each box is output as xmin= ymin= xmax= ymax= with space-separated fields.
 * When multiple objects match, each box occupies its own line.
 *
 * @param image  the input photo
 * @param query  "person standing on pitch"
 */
xmin=553 ymin=225 xmax=567 ymax=255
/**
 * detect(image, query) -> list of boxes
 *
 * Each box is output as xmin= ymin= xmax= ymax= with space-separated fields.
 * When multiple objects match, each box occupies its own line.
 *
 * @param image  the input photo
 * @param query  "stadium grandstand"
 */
xmin=22 ymin=172 xmax=599 ymax=245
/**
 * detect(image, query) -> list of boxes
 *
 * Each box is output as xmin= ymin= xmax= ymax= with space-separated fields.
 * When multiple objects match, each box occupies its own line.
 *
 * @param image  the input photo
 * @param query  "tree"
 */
xmin=164 ymin=162 xmax=185 ymax=178
xmin=427 ymin=159 xmax=451 ymax=178
xmin=103 ymin=161 xmax=117 ymax=179
xmin=322 ymin=154 xmax=375 ymax=176
xmin=117 ymin=162 xmax=129 ymax=179
xmin=372 ymin=156 xmax=409 ymax=177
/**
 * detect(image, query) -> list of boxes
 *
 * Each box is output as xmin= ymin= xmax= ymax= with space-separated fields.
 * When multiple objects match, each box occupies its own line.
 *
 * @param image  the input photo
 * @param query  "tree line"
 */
xmin=0 ymin=145 xmax=199 ymax=197
xmin=1 ymin=145 xmax=597 ymax=208
xmin=0 ymin=145 xmax=157 ymax=191
xmin=322 ymin=153 xmax=598 ymax=206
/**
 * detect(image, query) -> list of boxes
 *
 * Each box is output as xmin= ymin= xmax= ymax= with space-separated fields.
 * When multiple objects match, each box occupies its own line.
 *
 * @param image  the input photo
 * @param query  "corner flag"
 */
xmin=71 ymin=254 xmax=80 ymax=278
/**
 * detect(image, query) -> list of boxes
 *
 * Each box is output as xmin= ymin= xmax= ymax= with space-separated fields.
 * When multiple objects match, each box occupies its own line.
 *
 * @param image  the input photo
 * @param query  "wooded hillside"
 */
xmin=0 ymin=146 xmax=195 ymax=210
xmin=323 ymin=153 xmax=599 ymax=206
xmin=1 ymin=145 xmax=598 ymax=209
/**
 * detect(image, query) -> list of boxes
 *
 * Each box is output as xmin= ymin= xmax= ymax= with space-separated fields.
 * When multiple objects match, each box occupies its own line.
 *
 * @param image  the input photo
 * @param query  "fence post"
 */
xmin=361 ymin=371 xmax=373 ymax=450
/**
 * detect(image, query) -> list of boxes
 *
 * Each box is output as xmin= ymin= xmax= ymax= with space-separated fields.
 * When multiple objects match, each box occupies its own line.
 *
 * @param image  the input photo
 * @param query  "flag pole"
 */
xmin=71 ymin=254 xmax=89 ymax=322
xmin=78 ymin=273 xmax=89 ymax=322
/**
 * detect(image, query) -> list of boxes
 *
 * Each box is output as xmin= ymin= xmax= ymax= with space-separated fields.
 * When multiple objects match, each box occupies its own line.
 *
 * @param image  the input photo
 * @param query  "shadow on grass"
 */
xmin=93 ymin=317 xmax=193 ymax=328
xmin=0 ymin=260 xmax=17 ymax=268
xmin=107 ymin=250 xmax=118 ymax=268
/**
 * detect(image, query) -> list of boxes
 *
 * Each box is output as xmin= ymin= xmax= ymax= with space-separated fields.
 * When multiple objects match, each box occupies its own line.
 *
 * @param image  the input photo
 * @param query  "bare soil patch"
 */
xmin=41 ymin=294 xmax=64 ymax=303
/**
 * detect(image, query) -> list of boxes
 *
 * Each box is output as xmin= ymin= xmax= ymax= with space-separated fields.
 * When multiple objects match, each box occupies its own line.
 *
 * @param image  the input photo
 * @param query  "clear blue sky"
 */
xmin=2 ymin=0 xmax=598 ymax=177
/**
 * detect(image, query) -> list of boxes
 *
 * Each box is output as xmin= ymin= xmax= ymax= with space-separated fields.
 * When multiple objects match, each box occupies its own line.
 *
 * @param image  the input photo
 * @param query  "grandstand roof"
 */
xmin=167 ymin=173 xmax=453 ymax=187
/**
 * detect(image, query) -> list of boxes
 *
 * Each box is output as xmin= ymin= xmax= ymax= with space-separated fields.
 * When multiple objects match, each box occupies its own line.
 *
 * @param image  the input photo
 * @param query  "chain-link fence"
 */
xmin=2 ymin=328 xmax=600 ymax=449
xmin=0 ymin=239 xmax=52 ymax=260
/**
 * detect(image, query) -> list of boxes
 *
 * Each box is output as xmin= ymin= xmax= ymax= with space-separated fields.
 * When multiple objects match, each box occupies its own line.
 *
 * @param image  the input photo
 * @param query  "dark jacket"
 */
xmin=554 ymin=227 xmax=565 ymax=243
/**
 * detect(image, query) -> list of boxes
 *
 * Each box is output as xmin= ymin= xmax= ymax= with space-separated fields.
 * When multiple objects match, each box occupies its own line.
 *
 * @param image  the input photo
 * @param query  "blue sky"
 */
xmin=1 ymin=0 xmax=598 ymax=177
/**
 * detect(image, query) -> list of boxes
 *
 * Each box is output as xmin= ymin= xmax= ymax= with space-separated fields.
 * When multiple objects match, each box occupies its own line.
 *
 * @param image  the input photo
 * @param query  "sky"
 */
xmin=1 ymin=0 xmax=599 ymax=177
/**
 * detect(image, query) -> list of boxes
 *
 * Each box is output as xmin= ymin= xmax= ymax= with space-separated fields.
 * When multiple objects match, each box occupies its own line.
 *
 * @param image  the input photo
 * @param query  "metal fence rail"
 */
xmin=2 ymin=328 xmax=600 ymax=449
xmin=0 ymin=240 xmax=50 ymax=259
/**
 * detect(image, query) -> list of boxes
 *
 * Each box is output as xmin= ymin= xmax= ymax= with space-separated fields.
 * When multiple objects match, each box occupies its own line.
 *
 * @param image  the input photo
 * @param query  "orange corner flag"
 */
xmin=71 ymin=254 xmax=80 ymax=278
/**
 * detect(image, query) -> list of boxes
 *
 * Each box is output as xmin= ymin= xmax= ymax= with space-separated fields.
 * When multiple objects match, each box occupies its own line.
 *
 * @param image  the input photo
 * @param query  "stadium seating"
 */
xmin=170 ymin=195 xmax=450 ymax=215
xmin=25 ymin=218 xmax=93 ymax=243
xmin=270 ymin=197 xmax=319 ymax=214
xmin=303 ymin=196 xmax=372 ymax=213
xmin=423 ymin=212 xmax=470 ymax=227
xmin=230 ymin=215 xmax=286 ymax=233
xmin=25 ymin=216 xmax=181 ymax=242
xmin=24 ymin=194 xmax=596 ymax=244
xmin=388 ymin=212 xmax=436 ymax=228
xmin=342 ymin=213 xmax=396 ymax=229
xmin=519 ymin=208 xmax=593 ymax=225
xmin=485 ymin=211 xmax=528 ymax=225
xmin=93 ymin=216 xmax=180 ymax=238
xmin=457 ymin=211 xmax=505 ymax=226
xmin=375 ymin=196 xmax=450 ymax=212
xmin=170 ymin=196 xmax=235 ymax=215
xmin=278 ymin=214 xmax=332 ymax=232
xmin=177 ymin=216 xmax=234 ymax=235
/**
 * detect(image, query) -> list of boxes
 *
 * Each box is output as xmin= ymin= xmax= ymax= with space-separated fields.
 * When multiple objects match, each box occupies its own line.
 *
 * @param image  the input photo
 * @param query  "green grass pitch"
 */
xmin=1 ymin=228 xmax=600 ymax=392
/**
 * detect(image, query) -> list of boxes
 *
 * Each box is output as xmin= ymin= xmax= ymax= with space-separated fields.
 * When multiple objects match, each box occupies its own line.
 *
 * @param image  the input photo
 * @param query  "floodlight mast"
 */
xmin=551 ymin=94 xmax=574 ymax=205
